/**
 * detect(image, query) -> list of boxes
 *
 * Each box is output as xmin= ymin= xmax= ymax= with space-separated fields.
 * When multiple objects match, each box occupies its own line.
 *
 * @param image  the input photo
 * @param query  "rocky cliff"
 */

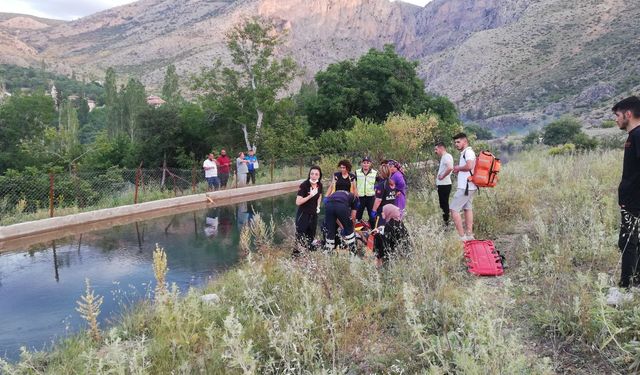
xmin=1 ymin=0 xmax=637 ymax=132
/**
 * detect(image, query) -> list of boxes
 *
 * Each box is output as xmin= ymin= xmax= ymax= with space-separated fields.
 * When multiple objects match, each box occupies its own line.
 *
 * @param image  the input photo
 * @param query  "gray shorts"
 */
xmin=450 ymin=189 xmax=476 ymax=211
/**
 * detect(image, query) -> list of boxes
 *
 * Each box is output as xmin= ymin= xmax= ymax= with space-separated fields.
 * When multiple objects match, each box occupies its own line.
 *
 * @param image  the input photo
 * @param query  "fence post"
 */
xmin=299 ymin=158 xmax=303 ymax=178
xmin=270 ymin=159 xmax=274 ymax=182
xmin=72 ymin=163 xmax=80 ymax=208
xmin=191 ymin=165 xmax=196 ymax=193
xmin=134 ymin=167 xmax=141 ymax=204
xmin=49 ymin=173 xmax=55 ymax=218
xmin=172 ymin=175 xmax=177 ymax=196
xmin=235 ymin=170 xmax=238 ymax=189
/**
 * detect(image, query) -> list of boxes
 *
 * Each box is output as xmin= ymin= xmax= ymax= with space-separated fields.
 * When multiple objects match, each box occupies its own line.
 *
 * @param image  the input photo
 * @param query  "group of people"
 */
xmin=294 ymin=157 xmax=410 ymax=265
xmin=203 ymin=149 xmax=259 ymax=191
xmin=293 ymin=132 xmax=481 ymax=265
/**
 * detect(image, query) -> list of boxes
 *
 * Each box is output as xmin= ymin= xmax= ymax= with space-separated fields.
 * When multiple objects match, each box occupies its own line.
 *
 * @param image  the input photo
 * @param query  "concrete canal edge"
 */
xmin=0 ymin=180 xmax=303 ymax=252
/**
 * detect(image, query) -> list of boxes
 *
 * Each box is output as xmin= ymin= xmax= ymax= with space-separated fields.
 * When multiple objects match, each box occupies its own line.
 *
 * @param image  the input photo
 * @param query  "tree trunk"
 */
xmin=252 ymin=109 xmax=263 ymax=152
xmin=161 ymin=154 xmax=167 ymax=189
xmin=241 ymin=123 xmax=251 ymax=151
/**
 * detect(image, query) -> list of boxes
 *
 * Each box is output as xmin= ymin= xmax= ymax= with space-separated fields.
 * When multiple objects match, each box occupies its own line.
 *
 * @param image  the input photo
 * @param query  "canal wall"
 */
xmin=0 ymin=180 xmax=303 ymax=252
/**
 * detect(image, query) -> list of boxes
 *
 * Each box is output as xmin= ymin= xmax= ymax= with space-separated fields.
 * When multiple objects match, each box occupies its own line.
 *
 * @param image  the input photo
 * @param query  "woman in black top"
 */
xmin=374 ymin=204 xmax=411 ymax=266
xmin=328 ymin=159 xmax=356 ymax=195
xmin=295 ymin=166 xmax=323 ymax=254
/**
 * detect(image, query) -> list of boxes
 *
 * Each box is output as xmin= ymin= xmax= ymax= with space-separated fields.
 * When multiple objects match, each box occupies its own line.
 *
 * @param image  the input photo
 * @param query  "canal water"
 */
xmin=0 ymin=194 xmax=296 ymax=361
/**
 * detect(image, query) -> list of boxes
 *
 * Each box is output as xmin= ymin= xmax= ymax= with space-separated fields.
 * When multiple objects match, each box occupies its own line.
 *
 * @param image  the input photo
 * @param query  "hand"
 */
xmin=453 ymin=166 xmax=460 ymax=173
xmin=316 ymin=207 xmax=321 ymax=214
xmin=370 ymin=211 xmax=377 ymax=219
xmin=309 ymin=187 xmax=318 ymax=197
xmin=323 ymin=197 xmax=329 ymax=205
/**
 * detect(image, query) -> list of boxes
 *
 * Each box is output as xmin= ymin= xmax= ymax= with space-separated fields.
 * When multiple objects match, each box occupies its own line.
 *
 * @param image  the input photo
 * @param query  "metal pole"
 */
xmin=191 ymin=165 xmax=196 ymax=193
xmin=270 ymin=159 xmax=274 ymax=182
xmin=134 ymin=167 xmax=140 ymax=204
xmin=49 ymin=173 xmax=54 ymax=217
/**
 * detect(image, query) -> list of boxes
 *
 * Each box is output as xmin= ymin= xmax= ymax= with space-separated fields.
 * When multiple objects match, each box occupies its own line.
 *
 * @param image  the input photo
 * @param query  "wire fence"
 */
xmin=0 ymin=153 xmax=436 ymax=226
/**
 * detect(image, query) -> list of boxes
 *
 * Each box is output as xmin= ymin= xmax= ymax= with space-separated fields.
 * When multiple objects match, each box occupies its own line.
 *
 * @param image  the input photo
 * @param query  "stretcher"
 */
xmin=463 ymin=239 xmax=505 ymax=276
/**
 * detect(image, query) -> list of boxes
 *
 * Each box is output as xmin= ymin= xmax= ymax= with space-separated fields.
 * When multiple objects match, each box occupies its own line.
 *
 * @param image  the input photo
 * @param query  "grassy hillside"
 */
xmin=1 ymin=149 xmax=636 ymax=374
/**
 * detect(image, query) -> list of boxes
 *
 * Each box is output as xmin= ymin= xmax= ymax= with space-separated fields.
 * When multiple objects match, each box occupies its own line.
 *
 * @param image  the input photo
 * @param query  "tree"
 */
xmin=464 ymin=123 xmax=494 ymax=140
xmin=0 ymin=93 xmax=56 ymax=172
xmin=161 ymin=64 xmax=181 ymax=105
xmin=194 ymin=17 xmax=298 ymax=152
xmin=542 ymin=117 xmax=583 ymax=146
xmin=120 ymin=78 xmax=147 ymax=143
xmin=133 ymin=106 xmax=182 ymax=167
xmin=58 ymin=99 xmax=80 ymax=154
xmin=104 ymin=67 xmax=120 ymax=138
xmin=305 ymin=44 xmax=459 ymax=134
xmin=542 ymin=117 xmax=598 ymax=150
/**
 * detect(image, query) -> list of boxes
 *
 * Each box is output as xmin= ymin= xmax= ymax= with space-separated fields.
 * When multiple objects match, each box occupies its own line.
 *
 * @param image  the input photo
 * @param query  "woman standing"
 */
xmin=388 ymin=160 xmax=407 ymax=217
xmin=295 ymin=166 xmax=323 ymax=255
xmin=236 ymin=152 xmax=249 ymax=187
xmin=371 ymin=163 xmax=397 ymax=226
xmin=327 ymin=159 xmax=356 ymax=195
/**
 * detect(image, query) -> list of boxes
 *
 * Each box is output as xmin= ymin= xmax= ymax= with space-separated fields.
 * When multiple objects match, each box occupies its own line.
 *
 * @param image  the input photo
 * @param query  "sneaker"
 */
xmin=459 ymin=235 xmax=472 ymax=242
xmin=465 ymin=233 xmax=475 ymax=240
xmin=606 ymin=287 xmax=634 ymax=305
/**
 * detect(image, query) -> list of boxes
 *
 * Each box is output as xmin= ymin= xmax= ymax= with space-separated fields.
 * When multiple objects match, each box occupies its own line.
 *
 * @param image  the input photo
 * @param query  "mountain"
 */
xmin=0 ymin=0 xmax=637 ymax=133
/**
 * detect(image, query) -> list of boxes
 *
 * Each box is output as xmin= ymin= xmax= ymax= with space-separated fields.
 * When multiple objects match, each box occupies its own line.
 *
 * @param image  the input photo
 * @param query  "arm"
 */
xmin=454 ymin=159 xmax=475 ymax=173
xmin=372 ymin=197 xmax=382 ymax=213
xmin=438 ymin=158 xmax=454 ymax=180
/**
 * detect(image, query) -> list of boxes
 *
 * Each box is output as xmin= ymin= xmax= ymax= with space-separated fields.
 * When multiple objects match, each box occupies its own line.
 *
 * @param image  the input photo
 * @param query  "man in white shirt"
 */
xmin=434 ymin=142 xmax=454 ymax=226
xmin=203 ymin=153 xmax=219 ymax=191
xmin=450 ymin=133 xmax=477 ymax=241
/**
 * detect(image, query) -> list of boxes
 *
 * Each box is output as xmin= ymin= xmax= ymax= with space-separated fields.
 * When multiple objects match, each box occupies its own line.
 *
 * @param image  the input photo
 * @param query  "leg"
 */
xmin=324 ymin=204 xmax=337 ymax=251
xmin=336 ymin=207 xmax=356 ymax=254
xmin=619 ymin=210 xmax=640 ymax=288
xmin=451 ymin=210 xmax=464 ymax=236
xmin=364 ymin=196 xmax=375 ymax=228
xmin=295 ymin=212 xmax=312 ymax=253
xmin=449 ymin=189 xmax=467 ymax=237
xmin=463 ymin=209 xmax=473 ymax=236
xmin=356 ymin=197 xmax=366 ymax=221
xmin=437 ymin=185 xmax=451 ymax=225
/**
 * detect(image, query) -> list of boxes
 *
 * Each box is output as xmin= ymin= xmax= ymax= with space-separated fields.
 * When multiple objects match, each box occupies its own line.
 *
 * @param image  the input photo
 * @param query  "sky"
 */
xmin=0 ymin=0 xmax=433 ymax=21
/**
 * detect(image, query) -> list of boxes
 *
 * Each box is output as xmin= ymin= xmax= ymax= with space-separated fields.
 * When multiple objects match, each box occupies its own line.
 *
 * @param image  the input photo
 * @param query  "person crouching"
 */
xmin=374 ymin=204 xmax=411 ymax=267
xmin=323 ymin=190 xmax=358 ymax=254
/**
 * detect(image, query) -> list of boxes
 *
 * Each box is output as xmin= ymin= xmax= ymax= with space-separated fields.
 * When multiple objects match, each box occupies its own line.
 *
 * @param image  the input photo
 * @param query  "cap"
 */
xmin=362 ymin=156 xmax=372 ymax=162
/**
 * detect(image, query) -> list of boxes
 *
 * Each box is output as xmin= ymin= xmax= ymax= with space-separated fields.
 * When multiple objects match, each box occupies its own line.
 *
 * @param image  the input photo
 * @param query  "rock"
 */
xmin=200 ymin=293 xmax=220 ymax=305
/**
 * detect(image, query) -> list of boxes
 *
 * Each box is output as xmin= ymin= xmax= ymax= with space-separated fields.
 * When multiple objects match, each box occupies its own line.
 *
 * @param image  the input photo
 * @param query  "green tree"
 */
xmin=133 ymin=106 xmax=182 ymax=167
xmin=120 ymin=78 xmax=147 ymax=143
xmin=58 ymin=99 xmax=80 ymax=154
xmin=542 ymin=117 xmax=583 ymax=146
xmin=104 ymin=67 xmax=120 ymax=138
xmin=194 ymin=17 xmax=298 ymax=152
xmin=306 ymin=44 xmax=459 ymax=134
xmin=464 ymin=123 xmax=494 ymax=140
xmin=0 ymin=93 xmax=56 ymax=172
xmin=161 ymin=64 xmax=181 ymax=105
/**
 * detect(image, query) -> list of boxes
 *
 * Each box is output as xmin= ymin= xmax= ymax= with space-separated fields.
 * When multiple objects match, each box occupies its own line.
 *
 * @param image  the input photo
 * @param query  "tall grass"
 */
xmin=2 ymin=148 xmax=635 ymax=373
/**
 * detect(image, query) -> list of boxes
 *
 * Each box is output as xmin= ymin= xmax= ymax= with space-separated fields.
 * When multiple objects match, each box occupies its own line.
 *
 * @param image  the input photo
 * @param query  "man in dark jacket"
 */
xmin=608 ymin=96 xmax=640 ymax=305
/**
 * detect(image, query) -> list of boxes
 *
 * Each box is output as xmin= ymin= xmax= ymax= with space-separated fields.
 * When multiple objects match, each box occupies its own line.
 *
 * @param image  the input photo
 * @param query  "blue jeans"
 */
xmin=206 ymin=176 xmax=220 ymax=190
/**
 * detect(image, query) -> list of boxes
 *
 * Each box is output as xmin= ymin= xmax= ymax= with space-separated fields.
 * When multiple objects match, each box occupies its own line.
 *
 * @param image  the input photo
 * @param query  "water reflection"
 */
xmin=0 ymin=194 xmax=296 ymax=361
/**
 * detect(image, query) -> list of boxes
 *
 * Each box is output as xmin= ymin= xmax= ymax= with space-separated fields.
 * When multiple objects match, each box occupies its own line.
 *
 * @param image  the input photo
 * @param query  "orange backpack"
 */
xmin=470 ymin=150 xmax=501 ymax=188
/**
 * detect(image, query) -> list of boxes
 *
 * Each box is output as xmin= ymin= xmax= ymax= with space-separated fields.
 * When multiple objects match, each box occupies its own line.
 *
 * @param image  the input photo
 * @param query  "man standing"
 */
xmin=435 ymin=142 xmax=454 ymax=226
xmin=203 ymin=153 xmax=219 ymax=191
xmin=245 ymin=149 xmax=258 ymax=185
xmin=355 ymin=156 xmax=378 ymax=228
xmin=216 ymin=149 xmax=232 ymax=189
xmin=607 ymin=96 xmax=640 ymax=304
xmin=450 ymin=133 xmax=476 ymax=241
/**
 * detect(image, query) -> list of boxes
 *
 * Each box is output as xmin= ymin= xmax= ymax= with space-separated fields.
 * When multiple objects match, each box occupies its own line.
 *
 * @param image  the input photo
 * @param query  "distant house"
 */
xmin=87 ymin=99 xmax=96 ymax=112
xmin=67 ymin=95 xmax=79 ymax=101
xmin=146 ymin=95 xmax=165 ymax=107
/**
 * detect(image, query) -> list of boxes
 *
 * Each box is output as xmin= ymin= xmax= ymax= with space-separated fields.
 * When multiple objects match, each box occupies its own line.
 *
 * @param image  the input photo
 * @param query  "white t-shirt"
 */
xmin=436 ymin=152 xmax=453 ymax=186
xmin=457 ymin=147 xmax=477 ymax=191
xmin=203 ymin=159 xmax=218 ymax=178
